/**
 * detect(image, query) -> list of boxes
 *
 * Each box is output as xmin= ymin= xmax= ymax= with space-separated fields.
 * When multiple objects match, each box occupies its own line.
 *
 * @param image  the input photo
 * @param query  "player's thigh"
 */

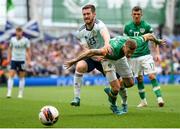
xmin=9 ymin=61 xmax=17 ymax=77
xmin=141 ymin=55 xmax=156 ymax=75
xmin=101 ymin=60 xmax=118 ymax=82
xmin=115 ymin=57 xmax=133 ymax=78
xmin=17 ymin=61 xmax=26 ymax=71
xmin=76 ymin=60 xmax=88 ymax=73
xmin=93 ymin=60 xmax=105 ymax=76
xmin=128 ymin=58 xmax=142 ymax=77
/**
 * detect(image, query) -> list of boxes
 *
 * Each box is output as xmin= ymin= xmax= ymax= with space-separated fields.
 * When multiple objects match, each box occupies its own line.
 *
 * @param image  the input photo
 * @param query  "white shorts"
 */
xmin=111 ymin=57 xmax=133 ymax=78
xmin=101 ymin=59 xmax=116 ymax=72
xmin=128 ymin=54 xmax=156 ymax=77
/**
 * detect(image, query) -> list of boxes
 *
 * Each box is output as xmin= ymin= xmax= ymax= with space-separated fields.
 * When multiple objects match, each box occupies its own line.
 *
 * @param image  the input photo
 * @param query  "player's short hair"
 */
xmin=132 ymin=6 xmax=142 ymax=12
xmin=82 ymin=4 xmax=96 ymax=13
xmin=16 ymin=27 xmax=23 ymax=32
xmin=126 ymin=39 xmax=137 ymax=50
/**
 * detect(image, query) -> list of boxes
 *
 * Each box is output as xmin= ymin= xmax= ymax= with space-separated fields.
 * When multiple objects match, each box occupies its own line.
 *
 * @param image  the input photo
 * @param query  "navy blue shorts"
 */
xmin=84 ymin=58 xmax=120 ymax=78
xmin=10 ymin=60 xmax=25 ymax=72
xmin=85 ymin=58 xmax=105 ymax=75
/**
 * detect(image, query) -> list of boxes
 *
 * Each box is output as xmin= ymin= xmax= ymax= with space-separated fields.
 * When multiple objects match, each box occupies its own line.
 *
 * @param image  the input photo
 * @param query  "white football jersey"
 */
xmin=76 ymin=19 xmax=107 ymax=49
xmin=9 ymin=36 xmax=30 ymax=61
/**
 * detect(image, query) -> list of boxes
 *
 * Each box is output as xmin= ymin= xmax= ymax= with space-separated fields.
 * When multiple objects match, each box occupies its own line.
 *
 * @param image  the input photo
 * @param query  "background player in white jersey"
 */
xmin=70 ymin=4 xmax=127 ymax=114
xmin=6 ymin=27 xmax=31 ymax=98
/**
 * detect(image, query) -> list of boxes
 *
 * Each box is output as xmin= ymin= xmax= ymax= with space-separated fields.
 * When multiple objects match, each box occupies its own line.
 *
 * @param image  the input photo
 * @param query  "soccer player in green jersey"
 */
xmin=65 ymin=34 xmax=165 ymax=111
xmin=124 ymin=6 xmax=165 ymax=107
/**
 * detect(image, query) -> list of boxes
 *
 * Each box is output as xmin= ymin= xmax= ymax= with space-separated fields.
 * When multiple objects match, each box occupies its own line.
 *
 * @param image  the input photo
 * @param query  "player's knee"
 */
xmin=8 ymin=70 xmax=15 ymax=78
xmin=19 ymin=72 xmax=25 ymax=78
xmin=111 ymin=87 xmax=119 ymax=94
xmin=137 ymin=75 xmax=143 ymax=82
xmin=123 ymin=78 xmax=134 ymax=88
xmin=76 ymin=61 xmax=87 ymax=73
xmin=148 ymin=73 xmax=156 ymax=80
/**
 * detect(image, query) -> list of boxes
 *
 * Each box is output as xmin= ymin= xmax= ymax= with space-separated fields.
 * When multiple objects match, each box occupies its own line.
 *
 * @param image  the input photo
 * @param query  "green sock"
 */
xmin=137 ymin=82 xmax=145 ymax=100
xmin=151 ymin=79 xmax=162 ymax=97
xmin=110 ymin=89 xmax=117 ymax=105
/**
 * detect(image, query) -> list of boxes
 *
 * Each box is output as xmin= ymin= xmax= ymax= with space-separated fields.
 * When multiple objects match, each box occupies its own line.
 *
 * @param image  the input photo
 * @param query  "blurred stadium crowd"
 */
xmin=0 ymin=29 xmax=180 ymax=80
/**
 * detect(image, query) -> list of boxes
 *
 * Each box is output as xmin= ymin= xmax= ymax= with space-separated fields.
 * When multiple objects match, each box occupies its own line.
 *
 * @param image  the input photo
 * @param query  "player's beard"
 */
xmin=85 ymin=17 xmax=95 ymax=28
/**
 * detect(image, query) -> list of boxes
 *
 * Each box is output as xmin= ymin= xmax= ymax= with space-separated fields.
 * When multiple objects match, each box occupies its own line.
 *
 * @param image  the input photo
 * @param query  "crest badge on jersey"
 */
xmin=91 ymin=30 xmax=97 ymax=37
xmin=140 ymin=28 xmax=145 ymax=33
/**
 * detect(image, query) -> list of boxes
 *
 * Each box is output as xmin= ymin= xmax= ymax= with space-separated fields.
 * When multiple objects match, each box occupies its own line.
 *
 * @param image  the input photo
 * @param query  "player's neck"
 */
xmin=16 ymin=36 xmax=23 ymax=40
xmin=134 ymin=21 xmax=141 ymax=25
xmin=85 ymin=19 xmax=95 ymax=30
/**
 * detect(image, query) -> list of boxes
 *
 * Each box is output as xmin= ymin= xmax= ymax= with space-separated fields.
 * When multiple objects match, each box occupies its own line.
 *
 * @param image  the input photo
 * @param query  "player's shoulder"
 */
xmin=95 ymin=19 xmax=104 ymax=25
xmin=78 ymin=24 xmax=86 ymax=32
xmin=124 ymin=21 xmax=134 ymax=27
xmin=94 ymin=19 xmax=106 ymax=30
xmin=23 ymin=36 xmax=29 ymax=40
xmin=10 ymin=36 xmax=16 ymax=40
xmin=141 ymin=20 xmax=151 ymax=27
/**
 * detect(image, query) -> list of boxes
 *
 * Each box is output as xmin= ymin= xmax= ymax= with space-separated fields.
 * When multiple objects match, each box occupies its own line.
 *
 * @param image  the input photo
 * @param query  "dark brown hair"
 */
xmin=16 ymin=27 xmax=23 ymax=32
xmin=82 ymin=4 xmax=96 ymax=13
xmin=132 ymin=6 xmax=142 ymax=12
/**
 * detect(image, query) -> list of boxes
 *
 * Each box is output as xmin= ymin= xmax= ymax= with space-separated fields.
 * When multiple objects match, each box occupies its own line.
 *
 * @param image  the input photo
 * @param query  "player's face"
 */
xmin=132 ymin=10 xmax=142 ymax=24
xmin=124 ymin=46 xmax=136 ymax=58
xmin=16 ymin=31 xmax=23 ymax=39
xmin=82 ymin=8 xmax=96 ymax=25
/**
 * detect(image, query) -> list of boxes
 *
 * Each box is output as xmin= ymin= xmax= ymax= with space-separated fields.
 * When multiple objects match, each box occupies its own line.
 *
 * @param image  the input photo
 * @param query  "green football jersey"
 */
xmin=124 ymin=20 xmax=153 ymax=58
xmin=105 ymin=36 xmax=145 ymax=60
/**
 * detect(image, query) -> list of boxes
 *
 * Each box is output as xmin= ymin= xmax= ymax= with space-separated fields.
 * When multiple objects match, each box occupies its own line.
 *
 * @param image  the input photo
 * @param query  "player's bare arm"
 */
xmin=7 ymin=47 xmax=12 ymax=64
xmin=100 ymin=27 xmax=112 ymax=54
xmin=64 ymin=48 xmax=107 ymax=69
xmin=142 ymin=33 xmax=166 ymax=46
xmin=26 ymin=48 xmax=31 ymax=65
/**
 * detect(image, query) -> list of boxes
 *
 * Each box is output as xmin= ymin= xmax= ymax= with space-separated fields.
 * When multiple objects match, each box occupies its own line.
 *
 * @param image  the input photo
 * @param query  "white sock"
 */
xmin=119 ymin=86 xmax=127 ymax=105
xmin=74 ymin=71 xmax=83 ymax=98
xmin=7 ymin=77 xmax=14 ymax=96
xmin=19 ymin=78 xmax=25 ymax=96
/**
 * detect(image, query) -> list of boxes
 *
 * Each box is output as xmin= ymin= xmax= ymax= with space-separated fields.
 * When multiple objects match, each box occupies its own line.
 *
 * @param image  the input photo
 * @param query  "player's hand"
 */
xmin=64 ymin=60 xmax=75 ymax=69
xmin=6 ymin=58 xmax=11 ymax=65
xmin=159 ymin=39 xmax=166 ymax=46
xmin=26 ymin=59 xmax=31 ymax=67
xmin=104 ymin=44 xmax=112 ymax=55
xmin=154 ymin=54 xmax=161 ymax=62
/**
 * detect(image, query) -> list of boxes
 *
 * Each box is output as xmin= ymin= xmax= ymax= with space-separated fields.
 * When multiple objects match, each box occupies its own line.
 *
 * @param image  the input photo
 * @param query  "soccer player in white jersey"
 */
xmin=70 ymin=4 xmax=128 ymax=115
xmin=6 ymin=27 xmax=31 ymax=98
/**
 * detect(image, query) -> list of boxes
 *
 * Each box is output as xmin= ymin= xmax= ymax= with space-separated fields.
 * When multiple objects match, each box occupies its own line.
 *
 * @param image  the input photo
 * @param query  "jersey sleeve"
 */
xmin=98 ymin=21 xmax=108 ymax=34
xmin=131 ymin=36 xmax=145 ymax=47
xmin=26 ymin=38 xmax=31 ymax=48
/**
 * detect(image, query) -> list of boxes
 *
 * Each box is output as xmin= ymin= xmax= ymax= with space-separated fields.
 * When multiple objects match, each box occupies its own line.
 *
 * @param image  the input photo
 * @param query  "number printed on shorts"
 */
xmin=149 ymin=62 xmax=155 ymax=69
xmin=21 ymin=63 xmax=26 ymax=70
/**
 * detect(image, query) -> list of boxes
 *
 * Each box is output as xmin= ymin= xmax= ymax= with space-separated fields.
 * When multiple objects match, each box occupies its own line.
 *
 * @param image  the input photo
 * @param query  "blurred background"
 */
xmin=0 ymin=0 xmax=179 ymax=86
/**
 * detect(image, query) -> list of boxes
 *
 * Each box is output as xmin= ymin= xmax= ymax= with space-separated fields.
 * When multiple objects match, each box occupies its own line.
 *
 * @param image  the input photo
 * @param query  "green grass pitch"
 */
xmin=0 ymin=85 xmax=180 ymax=128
